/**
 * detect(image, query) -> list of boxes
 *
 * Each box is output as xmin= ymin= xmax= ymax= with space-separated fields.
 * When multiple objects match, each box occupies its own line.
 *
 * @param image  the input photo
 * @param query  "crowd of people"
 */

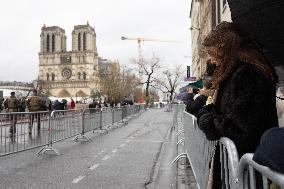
xmin=0 ymin=90 xmax=137 ymax=138
xmin=183 ymin=22 xmax=283 ymax=188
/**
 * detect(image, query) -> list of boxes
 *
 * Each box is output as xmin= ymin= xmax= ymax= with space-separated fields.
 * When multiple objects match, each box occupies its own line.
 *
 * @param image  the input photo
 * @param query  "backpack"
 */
xmin=28 ymin=96 xmax=42 ymax=111
xmin=7 ymin=97 xmax=18 ymax=109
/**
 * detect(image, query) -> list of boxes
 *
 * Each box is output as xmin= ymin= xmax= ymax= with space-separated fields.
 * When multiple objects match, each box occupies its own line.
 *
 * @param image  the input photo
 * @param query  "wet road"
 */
xmin=0 ymin=109 xmax=177 ymax=189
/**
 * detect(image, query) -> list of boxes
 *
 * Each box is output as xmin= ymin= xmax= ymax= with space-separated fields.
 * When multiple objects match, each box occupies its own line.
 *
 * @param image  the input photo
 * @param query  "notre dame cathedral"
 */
xmin=38 ymin=22 xmax=100 ymax=97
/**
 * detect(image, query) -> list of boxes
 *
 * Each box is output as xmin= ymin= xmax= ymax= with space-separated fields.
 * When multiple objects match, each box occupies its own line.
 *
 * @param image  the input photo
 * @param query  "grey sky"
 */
xmin=0 ymin=0 xmax=191 ymax=82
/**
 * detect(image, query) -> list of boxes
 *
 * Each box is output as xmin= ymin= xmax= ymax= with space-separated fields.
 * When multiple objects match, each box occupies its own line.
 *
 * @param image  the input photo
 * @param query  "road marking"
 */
xmin=125 ymin=140 xmax=130 ymax=143
xmin=89 ymin=164 xmax=100 ymax=170
xmin=112 ymin=149 xmax=118 ymax=153
xmin=94 ymin=155 xmax=98 ymax=158
xmin=101 ymin=155 xmax=111 ymax=161
xmin=119 ymin=143 xmax=126 ymax=148
xmin=72 ymin=176 xmax=85 ymax=184
xmin=132 ymin=140 xmax=163 ymax=143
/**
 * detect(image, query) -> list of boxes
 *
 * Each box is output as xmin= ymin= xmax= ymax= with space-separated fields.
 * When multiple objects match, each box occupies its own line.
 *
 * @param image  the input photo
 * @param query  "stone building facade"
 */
xmin=38 ymin=23 xmax=100 ymax=97
xmin=190 ymin=0 xmax=231 ymax=79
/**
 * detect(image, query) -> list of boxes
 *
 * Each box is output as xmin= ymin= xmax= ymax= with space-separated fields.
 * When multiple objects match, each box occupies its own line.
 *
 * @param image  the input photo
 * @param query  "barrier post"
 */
xmin=112 ymin=108 xmax=115 ymax=125
xmin=73 ymin=109 xmax=90 ymax=141
xmin=100 ymin=108 xmax=103 ymax=129
xmin=37 ymin=111 xmax=60 ymax=155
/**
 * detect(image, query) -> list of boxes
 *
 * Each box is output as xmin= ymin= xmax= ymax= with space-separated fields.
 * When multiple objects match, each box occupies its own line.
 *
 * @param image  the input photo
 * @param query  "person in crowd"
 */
xmin=185 ymin=80 xmax=213 ymax=116
xmin=253 ymin=127 xmax=284 ymax=174
xmin=110 ymin=101 xmax=115 ymax=108
xmin=4 ymin=92 xmax=19 ymax=137
xmin=70 ymin=98 xmax=75 ymax=109
xmin=53 ymin=99 xmax=66 ymax=110
xmin=18 ymin=97 xmax=26 ymax=112
xmin=103 ymin=101 xmax=108 ymax=107
xmin=253 ymin=127 xmax=284 ymax=189
xmin=27 ymin=90 xmax=46 ymax=135
xmin=197 ymin=22 xmax=279 ymax=188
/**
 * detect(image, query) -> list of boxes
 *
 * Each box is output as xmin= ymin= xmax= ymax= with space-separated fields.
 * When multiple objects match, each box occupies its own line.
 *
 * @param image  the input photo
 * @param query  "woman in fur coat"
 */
xmin=198 ymin=22 xmax=279 ymax=188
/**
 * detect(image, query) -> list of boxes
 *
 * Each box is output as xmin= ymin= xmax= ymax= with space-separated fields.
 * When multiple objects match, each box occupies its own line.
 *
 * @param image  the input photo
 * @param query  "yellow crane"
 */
xmin=121 ymin=36 xmax=179 ymax=64
xmin=121 ymin=36 xmax=179 ymax=103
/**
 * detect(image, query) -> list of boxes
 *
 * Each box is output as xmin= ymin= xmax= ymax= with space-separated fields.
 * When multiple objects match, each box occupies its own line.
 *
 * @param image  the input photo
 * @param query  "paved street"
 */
xmin=0 ymin=109 xmax=178 ymax=189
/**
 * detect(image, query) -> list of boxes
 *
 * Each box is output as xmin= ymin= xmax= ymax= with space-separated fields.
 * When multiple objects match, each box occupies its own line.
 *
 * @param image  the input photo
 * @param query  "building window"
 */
xmin=52 ymin=34 xmax=55 ymax=52
xmin=78 ymin=72 xmax=81 ymax=80
xmin=83 ymin=32 xmax=87 ymax=51
xmin=46 ymin=34 xmax=50 ymax=52
xmin=83 ymin=72 xmax=86 ymax=80
xmin=78 ymin=33 xmax=81 ymax=51
xmin=47 ymin=73 xmax=49 ymax=81
xmin=52 ymin=73 xmax=55 ymax=81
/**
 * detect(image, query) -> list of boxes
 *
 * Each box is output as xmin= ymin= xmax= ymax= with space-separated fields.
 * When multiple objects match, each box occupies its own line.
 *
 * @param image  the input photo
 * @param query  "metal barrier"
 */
xmin=183 ymin=111 xmax=218 ymax=189
xmin=181 ymin=110 xmax=284 ymax=189
xmin=0 ymin=105 xmax=145 ymax=157
xmin=219 ymin=137 xmax=241 ymax=189
xmin=0 ymin=111 xmax=50 ymax=156
xmin=239 ymin=154 xmax=284 ymax=189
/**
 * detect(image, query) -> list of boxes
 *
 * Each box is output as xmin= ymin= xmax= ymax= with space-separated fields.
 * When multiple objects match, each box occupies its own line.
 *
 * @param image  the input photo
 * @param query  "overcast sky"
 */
xmin=0 ymin=0 xmax=191 ymax=82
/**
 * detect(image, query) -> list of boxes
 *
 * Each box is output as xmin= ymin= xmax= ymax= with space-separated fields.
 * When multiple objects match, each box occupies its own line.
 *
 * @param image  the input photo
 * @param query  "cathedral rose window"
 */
xmin=62 ymin=68 xmax=72 ymax=79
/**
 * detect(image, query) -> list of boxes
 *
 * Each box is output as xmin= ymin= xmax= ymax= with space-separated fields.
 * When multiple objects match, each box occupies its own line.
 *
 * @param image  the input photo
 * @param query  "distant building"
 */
xmin=38 ymin=23 xmax=100 ymax=98
xmin=190 ymin=0 xmax=231 ymax=79
xmin=98 ymin=57 xmax=120 ymax=76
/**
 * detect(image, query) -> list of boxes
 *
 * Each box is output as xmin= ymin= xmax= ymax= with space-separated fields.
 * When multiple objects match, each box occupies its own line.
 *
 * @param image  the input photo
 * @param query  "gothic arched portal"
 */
xmin=58 ymin=89 xmax=71 ymax=98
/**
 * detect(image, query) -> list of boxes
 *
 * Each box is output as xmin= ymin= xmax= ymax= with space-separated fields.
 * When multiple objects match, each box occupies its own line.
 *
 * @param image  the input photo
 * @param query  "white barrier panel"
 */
xmin=183 ymin=111 xmax=218 ymax=189
xmin=239 ymin=154 xmax=284 ymax=189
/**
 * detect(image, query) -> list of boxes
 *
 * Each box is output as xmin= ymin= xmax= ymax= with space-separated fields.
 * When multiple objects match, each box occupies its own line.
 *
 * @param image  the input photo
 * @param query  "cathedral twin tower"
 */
xmin=38 ymin=23 xmax=100 ymax=98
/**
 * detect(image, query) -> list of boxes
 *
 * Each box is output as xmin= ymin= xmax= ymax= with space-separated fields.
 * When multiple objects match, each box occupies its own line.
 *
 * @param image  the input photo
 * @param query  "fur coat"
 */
xmin=198 ymin=62 xmax=279 ymax=156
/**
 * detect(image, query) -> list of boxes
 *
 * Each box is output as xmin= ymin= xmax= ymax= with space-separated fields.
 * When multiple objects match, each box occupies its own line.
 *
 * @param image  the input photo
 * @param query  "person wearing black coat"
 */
xmin=198 ymin=22 xmax=279 ymax=189
xmin=186 ymin=80 xmax=212 ymax=116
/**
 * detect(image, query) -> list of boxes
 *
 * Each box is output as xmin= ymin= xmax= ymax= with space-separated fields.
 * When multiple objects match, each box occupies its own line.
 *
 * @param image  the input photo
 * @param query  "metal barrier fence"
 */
xmin=183 ymin=111 xmax=218 ymax=189
xmin=0 ymin=111 xmax=50 ymax=156
xmin=239 ymin=154 xmax=284 ymax=189
xmin=0 ymin=105 xmax=145 ymax=157
xmin=178 ymin=106 xmax=284 ymax=189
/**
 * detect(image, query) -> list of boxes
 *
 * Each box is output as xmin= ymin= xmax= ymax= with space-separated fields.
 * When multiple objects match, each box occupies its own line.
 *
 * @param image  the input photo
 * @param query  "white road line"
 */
xmin=89 ymin=164 xmax=100 ymax=170
xmin=72 ymin=176 xmax=85 ymax=184
xmin=119 ymin=143 xmax=125 ymax=148
xmin=112 ymin=149 xmax=118 ymax=153
xmin=132 ymin=140 xmax=163 ymax=143
xmin=125 ymin=140 xmax=130 ymax=143
xmin=101 ymin=155 xmax=111 ymax=161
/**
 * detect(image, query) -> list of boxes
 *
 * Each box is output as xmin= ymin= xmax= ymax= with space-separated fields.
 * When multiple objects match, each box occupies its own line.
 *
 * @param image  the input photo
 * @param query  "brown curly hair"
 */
xmin=202 ymin=22 xmax=278 ymax=89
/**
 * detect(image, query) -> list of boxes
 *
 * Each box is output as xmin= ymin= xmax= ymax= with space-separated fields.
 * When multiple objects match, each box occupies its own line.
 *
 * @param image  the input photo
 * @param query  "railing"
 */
xmin=173 ymin=104 xmax=284 ymax=189
xmin=0 ymin=105 xmax=145 ymax=156
xmin=183 ymin=111 xmax=218 ymax=189
xmin=239 ymin=154 xmax=284 ymax=189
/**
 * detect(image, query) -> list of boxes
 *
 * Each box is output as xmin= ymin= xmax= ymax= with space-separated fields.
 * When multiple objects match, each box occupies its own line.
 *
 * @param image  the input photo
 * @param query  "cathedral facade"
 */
xmin=38 ymin=23 xmax=100 ymax=98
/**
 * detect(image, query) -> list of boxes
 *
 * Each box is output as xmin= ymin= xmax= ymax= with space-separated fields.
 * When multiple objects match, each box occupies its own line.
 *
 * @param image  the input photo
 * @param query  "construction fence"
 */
xmin=0 ymin=105 xmax=145 ymax=156
xmin=172 ymin=104 xmax=284 ymax=189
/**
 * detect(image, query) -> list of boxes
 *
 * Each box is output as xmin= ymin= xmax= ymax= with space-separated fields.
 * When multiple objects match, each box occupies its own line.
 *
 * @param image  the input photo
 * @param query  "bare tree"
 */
xmin=120 ymin=66 xmax=141 ymax=102
xmin=132 ymin=55 xmax=161 ymax=106
xmin=155 ymin=65 xmax=184 ymax=103
xmin=99 ymin=62 xmax=121 ymax=103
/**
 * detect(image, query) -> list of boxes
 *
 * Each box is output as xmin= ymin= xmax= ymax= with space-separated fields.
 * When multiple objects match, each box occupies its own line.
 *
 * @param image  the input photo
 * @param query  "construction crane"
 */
xmin=121 ymin=36 xmax=179 ymax=104
xmin=121 ymin=36 xmax=179 ymax=65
